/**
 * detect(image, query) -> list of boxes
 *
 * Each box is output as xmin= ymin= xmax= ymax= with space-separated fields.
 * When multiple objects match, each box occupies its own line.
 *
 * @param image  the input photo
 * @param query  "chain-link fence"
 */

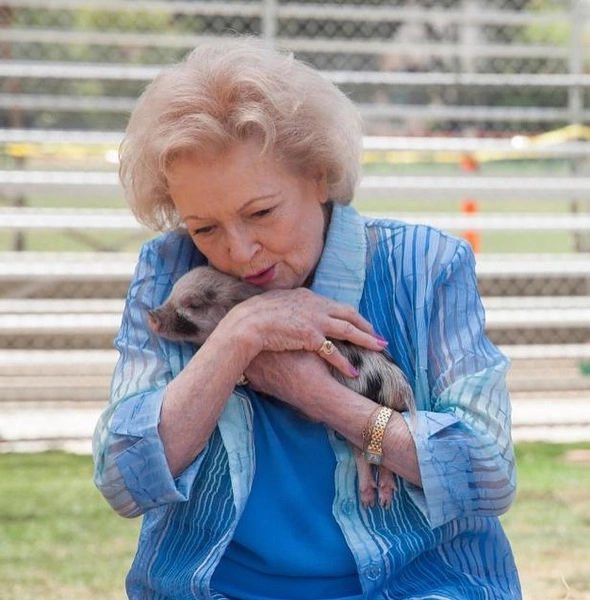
xmin=1 ymin=0 xmax=589 ymax=134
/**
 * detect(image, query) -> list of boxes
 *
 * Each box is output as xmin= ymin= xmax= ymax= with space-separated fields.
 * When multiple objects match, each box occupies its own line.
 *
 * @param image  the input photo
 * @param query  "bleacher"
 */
xmin=1 ymin=0 xmax=589 ymax=420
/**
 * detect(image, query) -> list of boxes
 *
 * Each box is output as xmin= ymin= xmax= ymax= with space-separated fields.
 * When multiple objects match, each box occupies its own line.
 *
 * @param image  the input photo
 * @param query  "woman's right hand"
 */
xmin=211 ymin=287 xmax=388 ymax=378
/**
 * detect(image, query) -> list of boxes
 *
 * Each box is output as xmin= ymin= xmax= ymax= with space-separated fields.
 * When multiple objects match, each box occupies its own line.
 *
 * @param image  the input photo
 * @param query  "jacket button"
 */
xmin=364 ymin=564 xmax=381 ymax=580
xmin=340 ymin=498 xmax=355 ymax=515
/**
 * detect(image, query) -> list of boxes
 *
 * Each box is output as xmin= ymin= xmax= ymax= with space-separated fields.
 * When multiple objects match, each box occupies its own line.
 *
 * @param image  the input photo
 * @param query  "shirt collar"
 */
xmin=310 ymin=203 xmax=366 ymax=310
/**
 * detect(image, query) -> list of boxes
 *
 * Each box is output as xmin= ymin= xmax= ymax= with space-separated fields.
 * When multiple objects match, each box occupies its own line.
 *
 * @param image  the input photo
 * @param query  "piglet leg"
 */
xmin=354 ymin=448 xmax=398 ymax=509
xmin=354 ymin=448 xmax=378 ymax=508
xmin=376 ymin=465 xmax=397 ymax=509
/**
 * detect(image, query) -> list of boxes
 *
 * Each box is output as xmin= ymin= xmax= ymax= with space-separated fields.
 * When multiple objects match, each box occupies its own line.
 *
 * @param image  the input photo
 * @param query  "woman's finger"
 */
xmin=325 ymin=318 xmax=388 ymax=353
xmin=325 ymin=301 xmax=376 ymax=336
xmin=234 ymin=289 xmax=385 ymax=355
xmin=315 ymin=337 xmax=361 ymax=379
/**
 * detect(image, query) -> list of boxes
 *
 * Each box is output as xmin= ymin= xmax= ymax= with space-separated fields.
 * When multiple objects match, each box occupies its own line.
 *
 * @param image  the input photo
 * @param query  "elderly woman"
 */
xmin=93 ymin=37 xmax=521 ymax=600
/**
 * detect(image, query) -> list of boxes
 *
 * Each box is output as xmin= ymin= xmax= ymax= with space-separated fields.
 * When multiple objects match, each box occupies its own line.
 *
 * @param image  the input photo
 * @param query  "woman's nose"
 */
xmin=226 ymin=229 xmax=261 ymax=263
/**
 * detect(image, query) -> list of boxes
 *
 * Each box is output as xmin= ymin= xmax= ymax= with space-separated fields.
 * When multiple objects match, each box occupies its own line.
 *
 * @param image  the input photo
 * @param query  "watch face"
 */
xmin=363 ymin=451 xmax=383 ymax=465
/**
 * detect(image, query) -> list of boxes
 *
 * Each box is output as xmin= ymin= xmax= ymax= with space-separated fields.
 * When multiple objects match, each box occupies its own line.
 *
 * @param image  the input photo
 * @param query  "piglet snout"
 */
xmin=147 ymin=309 xmax=162 ymax=333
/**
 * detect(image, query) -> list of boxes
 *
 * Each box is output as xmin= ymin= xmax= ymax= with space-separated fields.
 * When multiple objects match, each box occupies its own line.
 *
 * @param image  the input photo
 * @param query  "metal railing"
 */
xmin=0 ymin=0 xmax=589 ymax=409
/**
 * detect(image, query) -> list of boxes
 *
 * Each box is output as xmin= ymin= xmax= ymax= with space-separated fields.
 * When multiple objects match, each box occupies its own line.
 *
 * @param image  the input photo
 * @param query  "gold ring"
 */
xmin=236 ymin=374 xmax=249 ymax=386
xmin=318 ymin=339 xmax=336 ymax=356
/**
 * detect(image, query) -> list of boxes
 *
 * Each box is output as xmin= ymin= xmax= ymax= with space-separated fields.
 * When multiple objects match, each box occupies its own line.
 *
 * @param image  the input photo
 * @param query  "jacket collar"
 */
xmin=310 ymin=203 xmax=366 ymax=310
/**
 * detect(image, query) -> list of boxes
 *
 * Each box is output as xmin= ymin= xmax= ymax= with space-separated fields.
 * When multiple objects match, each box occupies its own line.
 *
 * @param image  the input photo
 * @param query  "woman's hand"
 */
xmin=243 ymin=350 xmax=332 ymax=420
xmin=212 ymin=287 xmax=388 ymax=379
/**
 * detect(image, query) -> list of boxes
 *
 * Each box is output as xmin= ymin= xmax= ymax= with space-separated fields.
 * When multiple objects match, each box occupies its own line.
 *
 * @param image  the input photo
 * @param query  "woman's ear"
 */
xmin=314 ymin=168 xmax=329 ymax=204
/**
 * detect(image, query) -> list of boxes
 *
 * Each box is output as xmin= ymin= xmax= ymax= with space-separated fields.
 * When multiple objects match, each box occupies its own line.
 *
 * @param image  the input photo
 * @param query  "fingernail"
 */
xmin=376 ymin=337 xmax=388 ymax=347
xmin=375 ymin=333 xmax=388 ymax=343
xmin=349 ymin=366 xmax=360 ymax=377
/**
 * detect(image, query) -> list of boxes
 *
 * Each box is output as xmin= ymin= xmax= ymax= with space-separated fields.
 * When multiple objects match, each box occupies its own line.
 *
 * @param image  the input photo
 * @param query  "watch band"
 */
xmin=363 ymin=406 xmax=393 ymax=465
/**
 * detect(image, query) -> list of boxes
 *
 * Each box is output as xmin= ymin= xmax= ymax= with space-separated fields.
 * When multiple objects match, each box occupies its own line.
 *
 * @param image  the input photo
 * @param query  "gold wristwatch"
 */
xmin=363 ymin=406 xmax=393 ymax=465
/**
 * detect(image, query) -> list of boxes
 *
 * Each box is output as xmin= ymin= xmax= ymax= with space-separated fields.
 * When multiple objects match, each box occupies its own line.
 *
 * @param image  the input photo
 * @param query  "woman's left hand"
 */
xmin=243 ymin=349 xmax=336 ymax=421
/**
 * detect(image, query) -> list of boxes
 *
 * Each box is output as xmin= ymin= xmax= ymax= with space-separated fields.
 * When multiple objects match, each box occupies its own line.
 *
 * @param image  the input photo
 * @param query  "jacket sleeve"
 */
xmin=402 ymin=238 xmax=517 ymax=529
xmin=92 ymin=237 xmax=207 ymax=518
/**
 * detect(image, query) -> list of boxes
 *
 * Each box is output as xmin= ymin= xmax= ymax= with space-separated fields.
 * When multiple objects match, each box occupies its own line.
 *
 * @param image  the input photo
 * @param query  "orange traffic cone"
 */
xmin=462 ymin=198 xmax=480 ymax=253
xmin=459 ymin=153 xmax=481 ymax=253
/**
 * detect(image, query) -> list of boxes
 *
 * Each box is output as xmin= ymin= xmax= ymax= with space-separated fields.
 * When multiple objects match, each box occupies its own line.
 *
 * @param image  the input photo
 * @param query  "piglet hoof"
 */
xmin=355 ymin=451 xmax=378 ymax=508
xmin=377 ymin=465 xmax=397 ymax=509
xmin=359 ymin=479 xmax=378 ymax=509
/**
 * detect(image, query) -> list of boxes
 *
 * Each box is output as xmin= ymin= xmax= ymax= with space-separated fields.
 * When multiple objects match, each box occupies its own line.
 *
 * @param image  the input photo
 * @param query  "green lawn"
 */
xmin=502 ymin=443 xmax=590 ymax=600
xmin=1 ymin=443 xmax=589 ymax=599
xmin=0 ymin=453 xmax=140 ymax=600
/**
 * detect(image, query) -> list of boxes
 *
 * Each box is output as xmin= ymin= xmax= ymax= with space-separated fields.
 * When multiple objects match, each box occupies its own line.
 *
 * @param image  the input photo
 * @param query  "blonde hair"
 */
xmin=119 ymin=36 xmax=364 ymax=231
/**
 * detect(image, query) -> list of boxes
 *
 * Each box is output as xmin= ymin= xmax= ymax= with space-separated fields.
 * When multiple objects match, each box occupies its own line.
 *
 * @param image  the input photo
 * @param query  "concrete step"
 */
xmin=1 ymin=396 xmax=588 ymax=454
xmin=0 ymin=349 xmax=117 ymax=376
xmin=1 ymin=351 xmax=589 ymax=401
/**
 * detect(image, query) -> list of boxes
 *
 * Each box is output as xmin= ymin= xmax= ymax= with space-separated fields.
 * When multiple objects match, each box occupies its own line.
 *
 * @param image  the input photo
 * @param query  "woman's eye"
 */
xmin=251 ymin=207 xmax=273 ymax=219
xmin=192 ymin=225 xmax=215 ymax=236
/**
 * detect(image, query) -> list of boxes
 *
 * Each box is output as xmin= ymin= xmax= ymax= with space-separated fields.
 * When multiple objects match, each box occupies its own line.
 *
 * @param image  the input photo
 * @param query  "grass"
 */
xmin=0 ymin=443 xmax=589 ymax=600
xmin=0 ymin=452 xmax=140 ymax=600
xmin=502 ymin=443 xmax=590 ymax=600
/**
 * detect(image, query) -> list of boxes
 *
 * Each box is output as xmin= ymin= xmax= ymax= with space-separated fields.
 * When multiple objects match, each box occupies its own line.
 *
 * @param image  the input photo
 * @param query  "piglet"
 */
xmin=148 ymin=265 xmax=415 ymax=509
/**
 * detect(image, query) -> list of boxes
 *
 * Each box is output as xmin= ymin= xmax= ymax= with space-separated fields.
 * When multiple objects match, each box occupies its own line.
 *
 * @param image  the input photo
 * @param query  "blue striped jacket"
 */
xmin=93 ymin=204 xmax=521 ymax=599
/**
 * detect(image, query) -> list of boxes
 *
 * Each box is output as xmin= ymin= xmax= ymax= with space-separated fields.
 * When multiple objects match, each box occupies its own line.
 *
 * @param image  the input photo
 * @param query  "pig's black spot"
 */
xmin=363 ymin=372 xmax=384 ymax=404
xmin=347 ymin=347 xmax=364 ymax=372
xmin=174 ymin=314 xmax=199 ymax=336
xmin=337 ymin=341 xmax=364 ymax=371
xmin=204 ymin=288 xmax=217 ymax=302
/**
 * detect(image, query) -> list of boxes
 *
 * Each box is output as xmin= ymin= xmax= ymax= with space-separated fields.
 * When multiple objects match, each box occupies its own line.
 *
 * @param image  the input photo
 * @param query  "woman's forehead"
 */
xmin=167 ymin=147 xmax=292 ymax=219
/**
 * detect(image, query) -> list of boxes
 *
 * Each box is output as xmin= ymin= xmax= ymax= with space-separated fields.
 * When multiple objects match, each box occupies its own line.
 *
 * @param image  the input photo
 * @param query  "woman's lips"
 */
xmin=244 ymin=265 xmax=276 ymax=286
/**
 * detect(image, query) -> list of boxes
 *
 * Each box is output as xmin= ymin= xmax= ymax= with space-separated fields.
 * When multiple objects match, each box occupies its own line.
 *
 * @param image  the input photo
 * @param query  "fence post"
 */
xmin=568 ymin=2 xmax=589 ymax=253
xmin=460 ymin=0 xmax=481 ymax=74
xmin=12 ymin=191 xmax=26 ymax=252
xmin=568 ymin=0 xmax=584 ymax=126
xmin=261 ymin=0 xmax=278 ymax=44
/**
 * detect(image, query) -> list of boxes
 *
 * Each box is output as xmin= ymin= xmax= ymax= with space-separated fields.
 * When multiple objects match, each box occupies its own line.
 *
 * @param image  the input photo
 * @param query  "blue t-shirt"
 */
xmin=211 ymin=396 xmax=363 ymax=600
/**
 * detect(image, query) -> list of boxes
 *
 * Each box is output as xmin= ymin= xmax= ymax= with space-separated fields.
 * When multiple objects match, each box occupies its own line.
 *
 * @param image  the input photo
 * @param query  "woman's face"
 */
xmin=168 ymin=141 xmax=329 ymax=290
